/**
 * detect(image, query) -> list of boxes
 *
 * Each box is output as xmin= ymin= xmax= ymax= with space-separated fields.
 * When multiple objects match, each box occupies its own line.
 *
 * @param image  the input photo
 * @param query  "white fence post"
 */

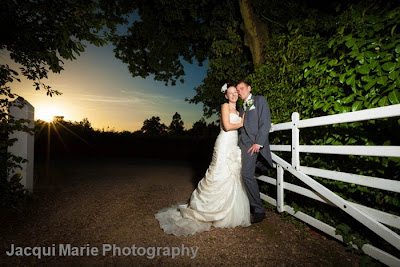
xmin=8 ymin=97 xmax=35 ymax=192
xmin=276 ymin=165 xmax=284 ymax=213
xmin=291 ymin=112 xmax=300 ymax=170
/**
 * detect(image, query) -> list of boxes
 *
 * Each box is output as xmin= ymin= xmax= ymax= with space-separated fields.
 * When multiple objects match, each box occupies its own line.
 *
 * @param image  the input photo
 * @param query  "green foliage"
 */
xmin=298 ymin=3 xmax=400 ymax=116
xmin=250 ymin=0 xmax=400 ymax=258
xmin=359 ymin=254 xmax=383 ymax=267
xmin=248 ymin=28 xmax=328 ymax=122
xmin=1 ymin=0 xmax=118 ymax=96
xmin=1 ymin=0 xmax=122 ymax=209
xmin=0 ymin=69 xmax=33 ymax=209
xmin=110 ymin=0 xmax=242 ymax=86
xmin=250 ymin=1 xmax=400 ymax=121
xmin=336 ymin=223 xmax=369 ymax=251
xmin=0 ymin=170 xmax=32 ymax=210
xmin=189 ymin=21 xmax=252 ymax=117
xmin=109 ymin=0 xmax=254 ymax=116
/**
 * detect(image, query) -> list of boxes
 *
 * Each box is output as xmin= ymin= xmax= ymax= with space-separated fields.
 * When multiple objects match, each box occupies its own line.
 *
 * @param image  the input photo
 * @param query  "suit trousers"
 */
xmin=240 ymin=146 xmax=265 ymax=214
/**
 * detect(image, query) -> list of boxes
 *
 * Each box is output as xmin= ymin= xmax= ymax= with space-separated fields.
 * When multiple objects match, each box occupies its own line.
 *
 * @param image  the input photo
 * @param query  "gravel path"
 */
xmin=0 ymin=158 xmax=359 ymax=266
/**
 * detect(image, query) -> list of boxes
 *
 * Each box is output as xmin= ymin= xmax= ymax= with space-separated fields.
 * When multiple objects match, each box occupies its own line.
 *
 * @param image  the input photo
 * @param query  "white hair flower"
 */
xmin=221 ymin=83 xmax=228 ymax=93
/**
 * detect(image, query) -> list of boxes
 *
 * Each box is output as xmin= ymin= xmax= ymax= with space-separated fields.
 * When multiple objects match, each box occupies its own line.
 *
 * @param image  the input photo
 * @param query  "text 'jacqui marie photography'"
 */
xmin=5 ymin=244 xmax=199 ymax=259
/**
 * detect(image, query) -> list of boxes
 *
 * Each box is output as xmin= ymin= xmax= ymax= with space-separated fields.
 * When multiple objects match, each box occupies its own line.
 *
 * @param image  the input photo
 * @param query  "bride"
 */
xmin=155 ymin=83 xmax=250 ymax=236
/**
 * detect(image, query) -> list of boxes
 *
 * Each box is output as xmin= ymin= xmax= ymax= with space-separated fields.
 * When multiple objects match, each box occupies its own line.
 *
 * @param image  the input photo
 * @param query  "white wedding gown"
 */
xmin=155 ymin=113 xmax=250 ymax=236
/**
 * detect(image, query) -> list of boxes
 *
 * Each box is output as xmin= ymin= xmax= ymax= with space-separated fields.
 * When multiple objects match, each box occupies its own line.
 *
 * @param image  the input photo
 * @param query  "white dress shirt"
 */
xmin=245 ymin=94 xmax=252 ymax=103
xmin=243 ymin=94 xmax=263 ymax=148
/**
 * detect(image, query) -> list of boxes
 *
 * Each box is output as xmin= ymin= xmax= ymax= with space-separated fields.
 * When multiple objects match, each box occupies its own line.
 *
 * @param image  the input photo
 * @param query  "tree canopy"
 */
xmin=140 ymin=116 xmax=168 ymax=135
xmin=168 ymin=112 xmax=184 ymax=135
xmin=109 ymin=0 xmax=243 ymax=86
xmin=109 ymin=0 xmax=372 ymax=117
xmin=0 ymin=0 xmax=126 ymax=95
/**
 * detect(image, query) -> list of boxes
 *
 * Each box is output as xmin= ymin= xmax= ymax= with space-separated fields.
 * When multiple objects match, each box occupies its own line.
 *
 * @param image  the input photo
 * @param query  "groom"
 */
xmin=236 ymin=80 xmax=273 ymax=224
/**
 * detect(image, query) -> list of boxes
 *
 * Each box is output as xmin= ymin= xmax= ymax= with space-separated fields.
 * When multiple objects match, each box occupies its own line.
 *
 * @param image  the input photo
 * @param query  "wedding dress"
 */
xmin=155 ymin=113 xmax=250 ymax=236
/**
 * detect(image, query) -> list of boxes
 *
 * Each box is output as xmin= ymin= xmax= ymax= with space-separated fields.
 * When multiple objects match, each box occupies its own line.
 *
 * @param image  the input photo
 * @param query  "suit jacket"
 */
xmin=239 ymin=95 xmax=273 ymax=167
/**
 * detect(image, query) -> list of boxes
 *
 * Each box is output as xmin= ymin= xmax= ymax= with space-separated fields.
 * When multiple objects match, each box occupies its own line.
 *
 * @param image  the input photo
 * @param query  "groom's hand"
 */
xmin=248 ymin=144 xmax=261 ymax=156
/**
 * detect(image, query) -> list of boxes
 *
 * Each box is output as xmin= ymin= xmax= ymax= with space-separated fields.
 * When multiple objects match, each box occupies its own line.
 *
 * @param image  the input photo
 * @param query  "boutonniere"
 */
xmin=244 ymin=99 xmax=255 ymax=111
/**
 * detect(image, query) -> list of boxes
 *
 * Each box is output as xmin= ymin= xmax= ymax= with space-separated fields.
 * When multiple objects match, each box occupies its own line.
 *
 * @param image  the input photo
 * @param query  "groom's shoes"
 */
xmin=250 ymin=206 xmax=255 ymax=216
xmin=251 ymin=212 xmax=265 ymax=224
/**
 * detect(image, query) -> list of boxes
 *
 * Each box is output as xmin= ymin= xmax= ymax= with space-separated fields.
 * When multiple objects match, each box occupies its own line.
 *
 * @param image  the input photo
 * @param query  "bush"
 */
xmin=249 ymin=0 xmax=400 ymax=256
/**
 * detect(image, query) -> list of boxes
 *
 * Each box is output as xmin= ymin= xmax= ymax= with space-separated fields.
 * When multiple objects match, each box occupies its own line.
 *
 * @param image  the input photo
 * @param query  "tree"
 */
xmin=187 ymin=118 xmax=220 ymax=137
xmin=248 ymin=0 xmax=400 ymax=122
xmin=109 ymin=0 xmax=361 ymax=117
xmin=108 ymin=0 xmax=267 ymax=117
xmin=239 ymin=0 xmax=269 ymax=66
xmin=140 ymin=116 xmax=168 ymax=135
xmin=109 ymin=0 xmax=253 ymax=85
xmin=247 ymin=1 xmax=400 ymax=256
xmin=79 ymin=118 xmax=93 ymax=130
xmin=1 ymin=0 xmax=124 ymax=95
xmin=168 ymin=112 xmax=185 ymax=135
xmin=1 ymin=0 xmax=122 ymax=208
xmin=188 ymin=118 xmax=208 ymax=136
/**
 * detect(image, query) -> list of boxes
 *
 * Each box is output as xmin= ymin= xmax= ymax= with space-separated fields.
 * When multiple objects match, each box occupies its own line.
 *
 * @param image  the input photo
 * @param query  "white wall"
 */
xmin=8 ymin=98 xmax=35 ymax=192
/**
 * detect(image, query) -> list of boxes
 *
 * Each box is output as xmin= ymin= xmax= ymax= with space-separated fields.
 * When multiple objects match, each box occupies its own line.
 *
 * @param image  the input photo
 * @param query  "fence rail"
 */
xmin=259 ymin=104 xmax=400 ymax=267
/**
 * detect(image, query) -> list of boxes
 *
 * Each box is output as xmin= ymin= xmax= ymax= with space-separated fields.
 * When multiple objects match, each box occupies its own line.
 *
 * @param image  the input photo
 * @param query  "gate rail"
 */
xmin=258 ymin=104 xmax=400 ymax=266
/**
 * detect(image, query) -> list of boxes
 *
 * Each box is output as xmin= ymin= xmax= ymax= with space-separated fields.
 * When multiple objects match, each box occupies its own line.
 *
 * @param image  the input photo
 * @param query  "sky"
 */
xmin=3 ymin=42 xmax=215 ymax=132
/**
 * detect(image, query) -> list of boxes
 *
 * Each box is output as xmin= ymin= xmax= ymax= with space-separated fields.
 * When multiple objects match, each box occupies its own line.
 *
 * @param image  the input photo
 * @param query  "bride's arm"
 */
xmin=221 ymin=103 xmax=243 ymax=132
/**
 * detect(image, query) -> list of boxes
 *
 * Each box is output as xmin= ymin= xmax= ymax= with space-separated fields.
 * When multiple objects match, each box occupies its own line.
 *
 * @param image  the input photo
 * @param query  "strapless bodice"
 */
xmin=229 ymin=113 xmax=241 ymax=124
xmin=219 ymin=113 xmax=241 ymax=139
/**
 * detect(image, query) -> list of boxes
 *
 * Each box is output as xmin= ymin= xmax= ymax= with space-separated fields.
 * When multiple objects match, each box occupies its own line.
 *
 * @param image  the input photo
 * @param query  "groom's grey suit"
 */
xmin=239 ymin=95 xmax=273 ymax=214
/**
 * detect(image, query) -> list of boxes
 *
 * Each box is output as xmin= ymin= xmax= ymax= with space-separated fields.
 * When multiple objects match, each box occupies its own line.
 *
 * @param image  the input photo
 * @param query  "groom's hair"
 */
xmin=226 ymin=82 xmax=235 ymax=89
xmin=235 ymin=80 xmax=250 ymax=87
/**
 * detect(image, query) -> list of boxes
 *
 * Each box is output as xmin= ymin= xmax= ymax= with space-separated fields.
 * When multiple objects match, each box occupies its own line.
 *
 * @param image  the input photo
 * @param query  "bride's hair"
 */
xmin=225 ymin=82 xmax=235 ymax=94
xmin=223 ymin=82 xmax=237 ymax=103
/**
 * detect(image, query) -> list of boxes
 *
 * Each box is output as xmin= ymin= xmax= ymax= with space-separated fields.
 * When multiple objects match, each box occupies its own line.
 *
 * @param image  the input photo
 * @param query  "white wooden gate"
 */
xmin=258 ymin=104 xmax=400 ymax=266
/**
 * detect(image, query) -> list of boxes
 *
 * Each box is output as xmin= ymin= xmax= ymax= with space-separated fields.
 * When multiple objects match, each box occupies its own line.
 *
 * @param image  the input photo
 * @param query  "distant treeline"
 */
xmin=34 ymin=114 xmax=220 ymax=161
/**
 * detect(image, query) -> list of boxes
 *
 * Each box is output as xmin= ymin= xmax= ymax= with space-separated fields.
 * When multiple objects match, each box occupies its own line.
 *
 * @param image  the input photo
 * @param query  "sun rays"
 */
xmin=36 ymin=119 xmax=93 ymax=158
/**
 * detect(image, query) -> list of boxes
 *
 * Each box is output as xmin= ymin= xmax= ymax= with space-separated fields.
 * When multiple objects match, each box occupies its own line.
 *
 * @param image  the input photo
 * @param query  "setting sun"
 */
xmin=35 ymin=105 xmax=60 ymax=122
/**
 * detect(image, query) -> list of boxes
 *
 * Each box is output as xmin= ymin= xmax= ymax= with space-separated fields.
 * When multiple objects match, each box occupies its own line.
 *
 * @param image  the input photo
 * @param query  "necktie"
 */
xmin=244 ymin=100 xmax=250 ymax=111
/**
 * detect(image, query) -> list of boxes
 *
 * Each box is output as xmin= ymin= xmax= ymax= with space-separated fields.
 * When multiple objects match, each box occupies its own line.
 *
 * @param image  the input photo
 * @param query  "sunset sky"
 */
xmin=3 ymin=42 xmax=216 ymax=132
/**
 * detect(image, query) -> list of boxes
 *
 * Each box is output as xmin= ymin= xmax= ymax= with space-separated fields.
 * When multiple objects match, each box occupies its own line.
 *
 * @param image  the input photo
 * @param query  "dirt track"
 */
xmin=0 ymin=157 xmax=359 ymax=266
